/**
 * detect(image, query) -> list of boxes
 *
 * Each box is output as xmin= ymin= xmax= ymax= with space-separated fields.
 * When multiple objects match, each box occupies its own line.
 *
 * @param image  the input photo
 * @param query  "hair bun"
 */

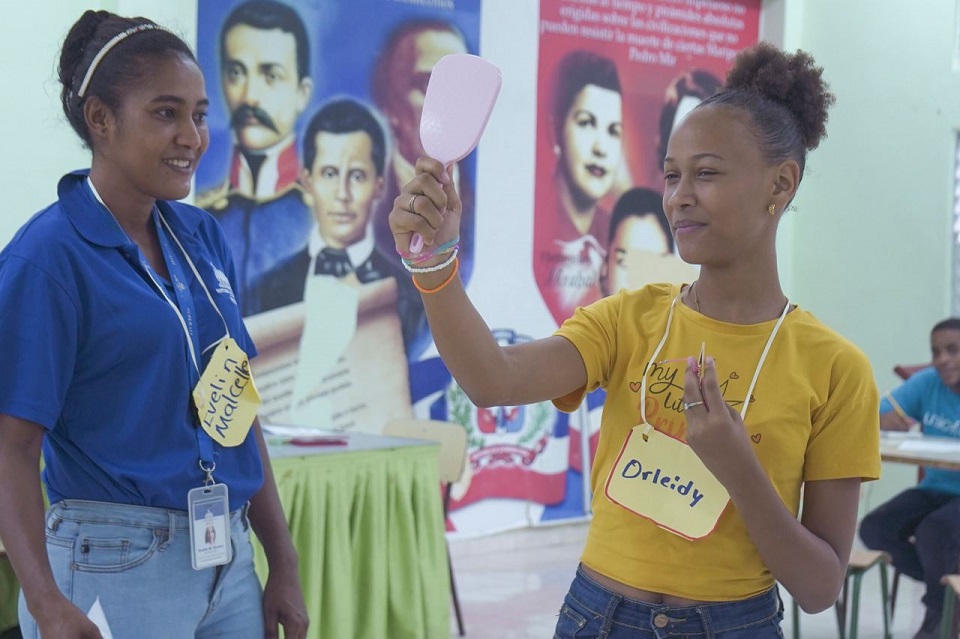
xmin=724 ymin=42 xmax=835 ymax=152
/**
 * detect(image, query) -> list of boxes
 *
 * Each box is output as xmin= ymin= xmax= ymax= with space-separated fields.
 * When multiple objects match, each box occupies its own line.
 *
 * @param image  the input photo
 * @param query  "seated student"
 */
xmin=860 ymin=318 xmax=960 ymax=639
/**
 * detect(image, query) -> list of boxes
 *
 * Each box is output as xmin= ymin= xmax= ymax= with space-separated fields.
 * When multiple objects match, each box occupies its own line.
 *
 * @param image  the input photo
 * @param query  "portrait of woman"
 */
xmin=533 ymin=49 xmax=624 ymax=325
xmin=656 ymin=68 xmax=722 ymax=168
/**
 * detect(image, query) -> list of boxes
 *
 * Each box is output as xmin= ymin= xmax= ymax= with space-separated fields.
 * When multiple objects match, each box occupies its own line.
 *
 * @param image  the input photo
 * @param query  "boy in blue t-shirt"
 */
xmin=860 ymin=318 xmax=960 ymax=639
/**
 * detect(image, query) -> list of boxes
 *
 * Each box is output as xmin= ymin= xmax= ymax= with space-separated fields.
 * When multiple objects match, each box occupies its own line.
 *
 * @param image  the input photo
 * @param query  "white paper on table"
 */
xmin=897 ymin=439 xmax=960 ymax=454
xmin=879 ymin=430 xmax=922 ymax=440
xmin=87 ymin=597 xmax=114 ymax=639
xmin=260 ymin=423 xmax=338 ymax=438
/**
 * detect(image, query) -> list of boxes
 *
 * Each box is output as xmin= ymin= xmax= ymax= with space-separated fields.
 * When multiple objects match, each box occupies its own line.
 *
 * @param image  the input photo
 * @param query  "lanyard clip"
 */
xmin=199 ymin=460 xmax=216 ymax=486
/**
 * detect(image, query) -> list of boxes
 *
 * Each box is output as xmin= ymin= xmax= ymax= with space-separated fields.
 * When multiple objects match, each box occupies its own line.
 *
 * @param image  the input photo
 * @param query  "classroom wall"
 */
xmin=785 ymin=0 xmax=960 ymax=509
xmin=0 ymin=0 xmax=199 ymax=245
xmin=2 ymin=0 xmax=953 ymax=513
xmin=789 ymin=0 xmax=958 ymax=390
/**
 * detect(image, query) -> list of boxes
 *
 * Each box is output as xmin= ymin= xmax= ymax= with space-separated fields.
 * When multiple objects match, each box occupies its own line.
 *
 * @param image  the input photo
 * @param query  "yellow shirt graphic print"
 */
xmin=608 ymin=295 xmax=787 ymax=541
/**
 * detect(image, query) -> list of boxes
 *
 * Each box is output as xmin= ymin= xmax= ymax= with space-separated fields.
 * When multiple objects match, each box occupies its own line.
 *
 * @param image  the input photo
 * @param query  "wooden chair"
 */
xmin=893 ymin=363 xmax=930 ymax=381
xmin=384 ymin=419 xmax=469 ymax=637
xmin=791 ymin=549 xmax=892 ymax=639
xmin=940 ymin=574 xmax=960 ymax=639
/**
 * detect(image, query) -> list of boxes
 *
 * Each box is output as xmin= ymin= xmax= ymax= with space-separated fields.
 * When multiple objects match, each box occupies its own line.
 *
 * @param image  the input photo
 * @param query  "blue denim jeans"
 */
xmin=554 ymin=565 xmax=785 ymax=638
xmin=18 ymin=499 xmax=264 ymax=639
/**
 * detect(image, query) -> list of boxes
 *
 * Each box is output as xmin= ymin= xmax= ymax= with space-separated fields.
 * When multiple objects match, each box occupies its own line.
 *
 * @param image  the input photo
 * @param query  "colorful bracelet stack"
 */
xmin=412 ymin=257 xmax=460 ymax=295
xmin=398 ymin=235 xmax=460 ymax=273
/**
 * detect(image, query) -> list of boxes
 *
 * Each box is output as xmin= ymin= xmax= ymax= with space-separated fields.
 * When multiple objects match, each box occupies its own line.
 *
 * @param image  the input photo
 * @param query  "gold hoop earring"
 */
xmin=768 ymin=204 xmax=776 ymax=216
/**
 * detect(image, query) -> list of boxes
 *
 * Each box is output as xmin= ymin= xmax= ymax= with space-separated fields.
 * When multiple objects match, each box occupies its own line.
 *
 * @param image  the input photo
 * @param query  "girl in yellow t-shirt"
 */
xmin=388 ymin=43 xmax=880 ymax=638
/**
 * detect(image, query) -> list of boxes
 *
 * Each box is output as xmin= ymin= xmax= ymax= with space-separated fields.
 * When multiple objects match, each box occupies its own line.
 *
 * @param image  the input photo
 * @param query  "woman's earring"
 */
xmin=768 ymin=204 xmax=776 ymax=216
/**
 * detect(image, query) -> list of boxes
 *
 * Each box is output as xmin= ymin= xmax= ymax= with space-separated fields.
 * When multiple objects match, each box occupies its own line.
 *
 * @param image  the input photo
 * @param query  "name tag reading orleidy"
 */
xmin=193 ymin=337 xmax=261 ymax=447
xmin=605 ymin=423 xmax=729 ymax=540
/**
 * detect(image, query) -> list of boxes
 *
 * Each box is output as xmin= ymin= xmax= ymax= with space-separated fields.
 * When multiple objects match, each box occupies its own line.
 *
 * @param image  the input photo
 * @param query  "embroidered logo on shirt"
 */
xmin=212 ymin=266 xmax=237 ymax=305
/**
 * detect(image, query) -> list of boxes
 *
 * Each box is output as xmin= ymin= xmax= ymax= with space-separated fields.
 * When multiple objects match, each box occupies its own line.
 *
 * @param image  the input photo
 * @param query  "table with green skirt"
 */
xmin=0 ymin=432 xmax=450 ymax=639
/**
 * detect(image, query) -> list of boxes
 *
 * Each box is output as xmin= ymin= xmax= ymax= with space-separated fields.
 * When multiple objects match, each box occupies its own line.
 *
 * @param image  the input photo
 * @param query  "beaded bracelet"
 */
xmin=402 ymin=248 xmax=458 ymax=274
xmin=413 ymin=257 xmax=459 ymax=295
xmin=403 ymin=244 xmax=458 ymax=268
xmin=398 ymin=235 xmax=460 ymax=265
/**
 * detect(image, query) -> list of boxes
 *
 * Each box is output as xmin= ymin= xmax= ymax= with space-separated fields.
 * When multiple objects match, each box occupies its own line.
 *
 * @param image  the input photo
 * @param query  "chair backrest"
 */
xmin=894 ymin=363 xmax=930 ymax=381
xmin=384 ymin=419 xmax=468 ymax=484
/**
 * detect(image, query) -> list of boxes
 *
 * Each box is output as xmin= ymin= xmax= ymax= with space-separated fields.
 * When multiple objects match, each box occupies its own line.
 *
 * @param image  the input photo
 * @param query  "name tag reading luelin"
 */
xmin=193 ymin=337 xmax=261 ymax=447
xmin=605 ymin=423 xmax=729 ymax=540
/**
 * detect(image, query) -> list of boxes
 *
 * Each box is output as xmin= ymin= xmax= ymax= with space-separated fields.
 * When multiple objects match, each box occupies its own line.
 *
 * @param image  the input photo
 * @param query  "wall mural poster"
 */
xmin=195 ymin=0 xmax=481 ymax=432
xmin=535 ymin=0 xmax=761 ymax=477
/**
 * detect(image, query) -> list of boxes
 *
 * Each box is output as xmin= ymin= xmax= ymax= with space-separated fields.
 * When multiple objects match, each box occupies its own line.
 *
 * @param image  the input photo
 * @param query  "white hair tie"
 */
xmin=77 ymin=24 xmax=162 ymax=99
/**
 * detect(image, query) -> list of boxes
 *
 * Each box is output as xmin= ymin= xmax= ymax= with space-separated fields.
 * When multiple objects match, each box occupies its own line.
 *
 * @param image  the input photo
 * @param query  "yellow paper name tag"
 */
xmin=193 ymin=337 xmax=261 ymax=447
xmin=604 ymin=424 xmax=729 ymax=540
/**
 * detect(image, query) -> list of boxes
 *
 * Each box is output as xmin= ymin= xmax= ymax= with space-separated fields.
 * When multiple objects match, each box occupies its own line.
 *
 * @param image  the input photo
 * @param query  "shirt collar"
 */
xmin=58 ymin=169 xmax=203 ymax=249
xmin=307 ymin=224 xmax=375 ymax=270
xmin=230 ymin=134 xmax=299 ymax=199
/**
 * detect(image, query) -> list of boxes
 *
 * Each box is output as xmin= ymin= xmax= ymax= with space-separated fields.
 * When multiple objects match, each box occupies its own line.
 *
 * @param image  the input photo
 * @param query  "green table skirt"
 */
xmin=255 ymin=443 xmax=449 ymax=639
xmin=0 ymin=444 xmax=450 ymax=639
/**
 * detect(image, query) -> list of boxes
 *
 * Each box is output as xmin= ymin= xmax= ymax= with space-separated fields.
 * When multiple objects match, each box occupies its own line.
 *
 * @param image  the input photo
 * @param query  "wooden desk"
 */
xmin=879 ymin=433 xmax=960 ymax=471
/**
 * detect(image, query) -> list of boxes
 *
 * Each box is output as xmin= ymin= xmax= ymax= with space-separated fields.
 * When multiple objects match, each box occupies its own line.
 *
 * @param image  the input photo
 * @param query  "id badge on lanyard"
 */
xmin=148 ymin=213 xmax=259 ymax=569
xmin=187 ymin=482 xmax=232 ymax=570
xmin=604 ymin=292 xmax=788 ymax=540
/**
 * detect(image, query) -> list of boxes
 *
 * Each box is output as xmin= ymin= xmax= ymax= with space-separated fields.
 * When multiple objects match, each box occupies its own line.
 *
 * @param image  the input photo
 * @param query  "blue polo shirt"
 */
xmin=881 ymin=366 xmax=960 ymax=495
xmin=0 ymin=170 xmax=263 ymax=510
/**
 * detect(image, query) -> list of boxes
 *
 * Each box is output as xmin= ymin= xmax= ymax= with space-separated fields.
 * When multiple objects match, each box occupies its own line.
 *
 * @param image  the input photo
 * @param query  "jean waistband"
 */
xmin=572 ymin=564 xmax=782 ymax=633
xmin=47 ymin=499 xmax=250 ymax=532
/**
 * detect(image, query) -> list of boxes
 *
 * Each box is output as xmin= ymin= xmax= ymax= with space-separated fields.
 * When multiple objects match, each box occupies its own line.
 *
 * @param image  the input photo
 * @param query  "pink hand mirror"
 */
xmin=409 ymin=53 xmax=502 ymax=254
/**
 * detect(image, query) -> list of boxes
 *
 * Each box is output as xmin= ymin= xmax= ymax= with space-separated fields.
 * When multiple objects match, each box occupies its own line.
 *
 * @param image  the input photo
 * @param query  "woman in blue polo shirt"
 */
xmin=0 ymin=10 xmax=307 ymax=639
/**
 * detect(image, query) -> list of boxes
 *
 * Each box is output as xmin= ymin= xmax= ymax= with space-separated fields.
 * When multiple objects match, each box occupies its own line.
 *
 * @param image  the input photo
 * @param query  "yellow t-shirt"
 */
xmin=554 ymin=283 xmax=881 ymax=601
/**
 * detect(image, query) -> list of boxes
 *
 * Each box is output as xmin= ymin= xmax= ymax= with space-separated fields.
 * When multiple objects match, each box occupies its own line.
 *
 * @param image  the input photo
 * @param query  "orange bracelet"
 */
xmin=413 ymin=257 xmax=459 ymax=294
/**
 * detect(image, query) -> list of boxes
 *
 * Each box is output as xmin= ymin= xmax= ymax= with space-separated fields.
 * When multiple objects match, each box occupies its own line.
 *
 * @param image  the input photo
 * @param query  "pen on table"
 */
xmin=266 ymin=435 xmax=348 ymax=447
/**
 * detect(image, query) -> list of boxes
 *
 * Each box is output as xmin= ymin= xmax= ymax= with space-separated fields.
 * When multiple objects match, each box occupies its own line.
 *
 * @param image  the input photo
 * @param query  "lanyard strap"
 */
xmin=151 ymin=215 xmax=226 ymax=477
xmin=639 ymin=288 xmax=790 ymax=424
xmin=156 ymin=213 xmax=230 ymax=354
xmin=87 ymin=179 xmax=230 ymax=473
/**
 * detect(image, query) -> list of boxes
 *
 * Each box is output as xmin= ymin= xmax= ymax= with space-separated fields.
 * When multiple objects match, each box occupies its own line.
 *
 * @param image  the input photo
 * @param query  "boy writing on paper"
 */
xmin=860 ymin=318 xmax=960 ymax=639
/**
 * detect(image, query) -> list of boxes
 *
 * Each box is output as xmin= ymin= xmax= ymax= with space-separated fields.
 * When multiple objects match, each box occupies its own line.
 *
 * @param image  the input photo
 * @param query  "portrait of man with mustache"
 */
xmin=199 ymin=0 xmax=315 ymax=314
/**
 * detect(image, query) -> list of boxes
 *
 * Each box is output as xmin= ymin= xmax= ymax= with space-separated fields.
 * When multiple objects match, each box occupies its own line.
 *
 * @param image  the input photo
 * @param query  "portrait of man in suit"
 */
xmin=247 ymin=98 xmax=421 ymax=352
xmin=199 ymin=0 xmax=315 ymax=309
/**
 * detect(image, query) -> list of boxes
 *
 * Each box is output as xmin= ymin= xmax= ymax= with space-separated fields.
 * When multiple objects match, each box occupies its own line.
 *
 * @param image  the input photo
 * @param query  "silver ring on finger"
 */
xmin=408 ymin=193 xmax=420 ymax=212
xmin=683 ymin=400 xmax=706 ymax=411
